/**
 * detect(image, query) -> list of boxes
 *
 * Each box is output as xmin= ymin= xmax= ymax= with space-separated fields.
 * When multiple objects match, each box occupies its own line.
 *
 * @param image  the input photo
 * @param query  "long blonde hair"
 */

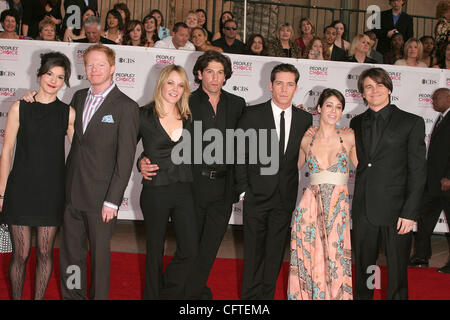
xmin=152 ymin=65 xmax=192 ymax=120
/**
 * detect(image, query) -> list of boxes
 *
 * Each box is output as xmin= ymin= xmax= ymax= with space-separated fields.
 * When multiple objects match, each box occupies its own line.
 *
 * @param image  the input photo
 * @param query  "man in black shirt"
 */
xmin=212 ymin=19 xmax=245 ymax=54
xmin=139 ymin=51 xmax=246 ymax=299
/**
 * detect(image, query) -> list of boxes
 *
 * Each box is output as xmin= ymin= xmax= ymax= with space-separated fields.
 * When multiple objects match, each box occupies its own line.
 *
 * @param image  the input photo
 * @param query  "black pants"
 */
xmin=413 ymin=189 xmax=450 ymax=260
xmin=352 ymin=213 xmax=412 ymax=300
xmin=140 ymin=182 xmax=198 ymax=300
xmin=185 ymin=176 xmax=233 ymax=300
xmin=241 ymin=192 xmax=291 ymax=300
xmin=59 ymin=204 xmax=116 ymax=300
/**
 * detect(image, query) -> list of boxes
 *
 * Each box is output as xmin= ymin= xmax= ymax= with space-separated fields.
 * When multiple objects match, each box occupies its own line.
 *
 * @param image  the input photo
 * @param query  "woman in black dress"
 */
xmin=0 ymin=51 xmax=75 ymax=300
xmin=139 ymin=65 xmax=198 ymax=299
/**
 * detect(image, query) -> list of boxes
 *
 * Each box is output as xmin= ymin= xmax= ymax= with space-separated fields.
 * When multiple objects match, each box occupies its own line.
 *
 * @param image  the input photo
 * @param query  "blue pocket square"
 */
xmin=102 ymin=115 xmax=114 ymax=123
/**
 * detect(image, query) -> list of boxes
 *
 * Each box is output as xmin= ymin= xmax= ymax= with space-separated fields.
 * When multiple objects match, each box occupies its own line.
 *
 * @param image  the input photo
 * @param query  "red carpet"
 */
xmin=0 ymin=248 xmax=449 ymax=300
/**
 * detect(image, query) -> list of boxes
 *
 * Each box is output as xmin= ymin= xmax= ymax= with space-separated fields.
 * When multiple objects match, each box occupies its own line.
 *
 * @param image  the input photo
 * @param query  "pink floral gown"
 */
xmin=288 ymin=133 xmax=353 ymax=300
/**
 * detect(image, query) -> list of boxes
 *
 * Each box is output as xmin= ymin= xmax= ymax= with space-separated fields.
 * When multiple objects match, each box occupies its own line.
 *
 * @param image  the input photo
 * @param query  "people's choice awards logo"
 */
xmin=0 ymin=87 xmax=16 ymax=101
xmin=308 ymin=66 xmax=328 ymax=81
xmin=115 ymin=72 xmax=136 ymax=88
xmin=155 ymin=54 xmax=175 ymax=68
xmin=417 ymin=93 xmax=433 ymax=108
xmin=0 ymin=45 xmax=19 ymax=60
xmin=232 ymin=60 xmax=253 ymax=76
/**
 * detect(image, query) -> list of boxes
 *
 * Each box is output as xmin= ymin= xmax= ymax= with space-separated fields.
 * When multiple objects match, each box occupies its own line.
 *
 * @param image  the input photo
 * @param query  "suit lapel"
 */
xmin=431 ymin=112 xmax=449 ymax=138
xmin=285 ymin=107 xmax=301 ymax=156
xmin=358 ymin=110 xmax=371 ymax=158
xmin=75 ymin=89 xmax=88 ymax=142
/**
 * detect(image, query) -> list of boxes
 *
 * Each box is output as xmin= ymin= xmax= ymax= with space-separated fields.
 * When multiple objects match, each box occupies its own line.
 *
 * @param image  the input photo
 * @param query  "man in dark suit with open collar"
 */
xmin=59 ymin=44 xmax=139 ymax=300
xmin=235 ymin=63 xmax=312 ymax=300
xmin=139 ymin=51 xmax=246 ymax=299
xmin=374 ymin=0 xmax=414 ymax=55
xmin=410 ymin=88 xmax=450 ymax=273
xmin=350 ymin=67 xmax=426 ymax=300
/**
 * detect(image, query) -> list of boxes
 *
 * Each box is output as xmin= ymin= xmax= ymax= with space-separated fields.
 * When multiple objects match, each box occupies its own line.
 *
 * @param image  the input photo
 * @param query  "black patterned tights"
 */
xmin=8 ymin=225 xmax=57 ymax=300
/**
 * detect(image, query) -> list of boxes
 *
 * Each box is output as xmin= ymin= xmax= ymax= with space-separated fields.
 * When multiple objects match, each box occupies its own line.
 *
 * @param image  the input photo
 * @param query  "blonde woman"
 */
xmin=139 ymin=65 xmax=198 ymax=300
xmin=347 ymin=34 xmax=378 ymax=63
xmin=267 ymin=22 xmax=302 ymax=58
xmin=395 ymin=38 xmax=427 ymax=67
xmin=191 ymin=27 xmax=223 ymax=52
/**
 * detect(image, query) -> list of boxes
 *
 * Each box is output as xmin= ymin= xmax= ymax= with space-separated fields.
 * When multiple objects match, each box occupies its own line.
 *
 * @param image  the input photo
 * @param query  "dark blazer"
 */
xmin=426 ymin=111 xmax=450 ymax=197
xmin=235 ymin=100 xmax=312 ymax=212
xmin=375 ymin=9 xmax=414 ymax=54
xmin=350 ymin=105 xmax=426 ymax=226
xmin=330 ymin=44 xmax=347 ymax=61
xmin=66 ymin=86 xmax=140 ymax=212
xmin=346 ymin=55 xmax=378 ymax=64
xmin=189 ymin=88 xmax=246 ymax=204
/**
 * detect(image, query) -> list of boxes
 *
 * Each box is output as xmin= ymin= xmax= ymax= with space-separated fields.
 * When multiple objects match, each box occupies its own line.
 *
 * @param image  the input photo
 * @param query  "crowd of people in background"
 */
xmin=0 ymin=0 xmax=448 ymax=69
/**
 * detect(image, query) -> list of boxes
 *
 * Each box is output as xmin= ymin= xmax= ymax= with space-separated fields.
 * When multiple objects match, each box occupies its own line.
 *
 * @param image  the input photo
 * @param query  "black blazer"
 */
xmin=426 ymin=112 xmax=450 ymax=197
xmin=350 ymin=105 xmax=426 ymax=226
xmin=347 ymin=55 xmax=378 ymax=64
xmin=66 ymin=86 xmax=140 ymax=212
xmin=235 ymin=100 xmax=312 ymax=212
xmin=331 ymin=45 xmax=347 ymax=61
xmin=374 ymin=9 xmax=414 ymax=54
xmin=189 ymin=88 xmax=246 ymax=204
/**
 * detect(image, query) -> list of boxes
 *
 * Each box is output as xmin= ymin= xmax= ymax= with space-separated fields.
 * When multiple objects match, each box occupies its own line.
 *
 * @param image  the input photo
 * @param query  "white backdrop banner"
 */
xmin=0 ymin=39 xmax=448 ymax=232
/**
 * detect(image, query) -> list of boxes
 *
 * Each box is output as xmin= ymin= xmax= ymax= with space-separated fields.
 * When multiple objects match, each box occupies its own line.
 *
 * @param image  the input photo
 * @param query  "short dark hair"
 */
xmin=37 ymin=51 xmax=71 ymax=87
xmin=358 ymin=67 xmax=393 ymax=104
xmin=317 ymin=88 xmax=346 ymax=111
xmin=270 ymin=63 xmax=300 ymax=84
xmin=223 ymin=19 xmax=237 ymax=28
xmin=193 ymin=50 xmax=232 ymax=85
xmin=173 ymin=22 xmax=189 ymax=33
xmin=323 ymin=25 xmax=336 ymax=34
xmin=0 ymin=8 xmax=19 ymax=24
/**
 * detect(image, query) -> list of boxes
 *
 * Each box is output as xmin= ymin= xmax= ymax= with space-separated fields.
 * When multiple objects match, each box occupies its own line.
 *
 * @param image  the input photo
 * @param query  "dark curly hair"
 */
xmin=193 ymin=50 xmax=232 ymax=85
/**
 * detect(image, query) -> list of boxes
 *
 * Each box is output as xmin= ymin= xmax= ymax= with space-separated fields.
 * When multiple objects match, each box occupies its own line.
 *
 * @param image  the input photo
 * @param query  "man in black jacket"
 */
xmin=350 ymin=67 xmax=426 ymax=300
xmin=139 ymin=51 xmax=246 ymax=299
xmin=374 ymin=0 xmax=414 ymax=55
xmin=235 ymin=64 xmax=312 ymax=300
xmin=410 ymin=88 xmax=450 ymax=273
xmin=323 ymin=25 xmax=347 ymax=61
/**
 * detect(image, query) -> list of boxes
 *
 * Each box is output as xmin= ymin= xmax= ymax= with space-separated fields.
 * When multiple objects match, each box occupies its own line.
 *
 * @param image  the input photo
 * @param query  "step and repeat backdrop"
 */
xmin=0 ymin=39 xmax=448 ymax=232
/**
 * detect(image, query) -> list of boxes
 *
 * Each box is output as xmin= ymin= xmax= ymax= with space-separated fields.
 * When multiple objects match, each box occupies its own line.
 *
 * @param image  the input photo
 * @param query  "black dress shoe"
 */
xmin=437 ymin=264 xmax=450 ymax=274
xmin=408 ymin=256 xmax=429 ymax=267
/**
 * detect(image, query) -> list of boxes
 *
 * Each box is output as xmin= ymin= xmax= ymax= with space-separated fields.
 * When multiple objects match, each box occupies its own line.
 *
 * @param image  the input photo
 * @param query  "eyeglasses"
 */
xmin=224 ymin=26 xmax=237 ymax=31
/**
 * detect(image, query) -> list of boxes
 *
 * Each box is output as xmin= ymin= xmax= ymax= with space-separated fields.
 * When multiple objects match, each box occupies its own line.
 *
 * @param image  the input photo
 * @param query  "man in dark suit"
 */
xmin=374 ymin=0 xmax=414 ymax=55
xmin=350 ymin=67 xmax=426 ymax=300
xmin=139 ymin=51 xmax=246 ymax=299
xmin=212 ymin=19 xmax=245 ymax=54
xmin=235 ymin=63 xmax=312 ymax=300
xmin=323 ymin=25 xmax=347 ymax=61
xmin=410 ymin=88 xmax=450 ymax=273
xmin=59 ymin=44 xmax=139 ymax=300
